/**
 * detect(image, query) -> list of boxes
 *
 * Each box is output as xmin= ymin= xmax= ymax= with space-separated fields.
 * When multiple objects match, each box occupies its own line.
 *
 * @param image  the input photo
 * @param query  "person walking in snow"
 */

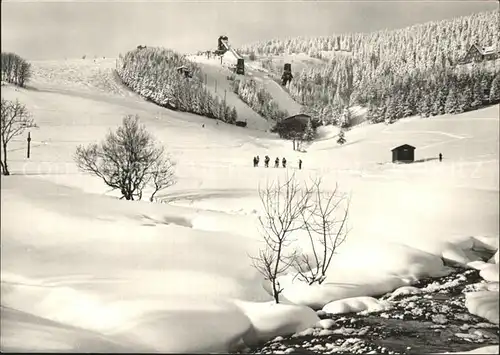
xmin=282 ymin=157 xmax=287 ymax=168
xmin=439 ymin=153 xmax=443 ymax=162
xmin=253 ymin=156 xmax=257 ymax=167
xmin=298 ymin=159 xmax=302 ymax=170
xmin=274 ymin=157 xmax=280 ymax=168
xmin=264 ymin=155 xmax=270 ymax=168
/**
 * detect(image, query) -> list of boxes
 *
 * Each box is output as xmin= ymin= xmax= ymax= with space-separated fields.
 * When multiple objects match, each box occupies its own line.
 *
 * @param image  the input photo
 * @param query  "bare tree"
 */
xmin=294 ymin=179 xmax=351 ymax=285
xmin=74 ymin=114 xmax=176 ymax=201
xmin=0 ymin=98 xmax=35 ymax=175
xmin=250 ymin=173 xmax=312 ymax=303
xmin=17 ymin=61 xmax=31 ymax=88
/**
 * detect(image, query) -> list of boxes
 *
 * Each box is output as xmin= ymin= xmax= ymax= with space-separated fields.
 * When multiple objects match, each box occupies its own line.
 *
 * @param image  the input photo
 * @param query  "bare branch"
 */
xmin=293 ymin=177 xmax=351 ymax=285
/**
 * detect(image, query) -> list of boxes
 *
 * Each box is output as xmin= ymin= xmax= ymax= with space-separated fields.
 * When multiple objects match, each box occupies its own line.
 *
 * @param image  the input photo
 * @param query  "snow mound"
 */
xmin=233 ymin=301 xmax=319 ymax=341
xmin=464 ymin=260 xmax=499 ymax=282
xmin=313 ymin=319 xmax=336 ymax=330
xmin=279 ymin=241 xmax=449 ymax=309
xmin=387 ymin=286 xmax=422 ymax=300
xmin=465 ymin=291 xmax=499 ymax=324
xmin=479 ymin=264 xmax=499 ymax=282
xmin=239 ymin=301 xmax=319 ymax=339
xmin=489 ymin=250 xmax=499 ymax=264
xmin=441 ymin=235 xmax=498 ymax=268
xmin=105 ymin=299 xmax=255 ymax=353
xmin=322 ymin=296 xmax=391 ymax=315
xmin=0 ymin=306 xmax=137 ymax=352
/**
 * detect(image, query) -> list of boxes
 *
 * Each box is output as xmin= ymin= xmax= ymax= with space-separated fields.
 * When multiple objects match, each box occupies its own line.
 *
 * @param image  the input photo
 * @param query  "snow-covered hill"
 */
xmin=1 ymin=58 xmax=498 ymax=353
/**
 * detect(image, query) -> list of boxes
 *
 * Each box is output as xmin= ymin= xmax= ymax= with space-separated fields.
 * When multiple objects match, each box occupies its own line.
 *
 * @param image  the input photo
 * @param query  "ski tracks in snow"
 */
xmin=381 ymin=123 xmax=473 ymax=150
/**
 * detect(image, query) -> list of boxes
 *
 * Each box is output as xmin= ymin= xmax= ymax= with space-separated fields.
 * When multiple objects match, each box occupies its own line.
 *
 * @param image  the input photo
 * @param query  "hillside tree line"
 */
xmin=1 ymin=52 xmax=32 ymax=87
xmin=116 ymin=47 xmax=238 ymax=123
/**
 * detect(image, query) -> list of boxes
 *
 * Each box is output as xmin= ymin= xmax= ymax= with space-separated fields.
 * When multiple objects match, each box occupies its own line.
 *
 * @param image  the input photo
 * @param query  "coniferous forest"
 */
xmin=240 ymin=10 xmax=500 ymax=126
xmin=116 ymin=47 xmax=238 ymax=123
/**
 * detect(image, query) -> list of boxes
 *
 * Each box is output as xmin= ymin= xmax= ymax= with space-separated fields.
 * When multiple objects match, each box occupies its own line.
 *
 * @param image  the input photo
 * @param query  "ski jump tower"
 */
xmin=215 ymin=35 xmax=245 ymax=75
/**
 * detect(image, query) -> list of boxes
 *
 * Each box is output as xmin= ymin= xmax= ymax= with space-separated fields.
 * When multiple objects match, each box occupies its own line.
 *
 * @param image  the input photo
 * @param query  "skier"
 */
xmin=282 ymin=157 xmax=287 ymax=168
xmin=274 ymin=157 xmax=280 ymax=168
xmin=253 ymin=156 xmax=257 ymax=167
xmin=298 ymin=159 xmax=302 ymax=170
xmin=264 ymin=155 xmax=270 ymax=168
xmin=439 ymin=153 xmax=443 ymax=162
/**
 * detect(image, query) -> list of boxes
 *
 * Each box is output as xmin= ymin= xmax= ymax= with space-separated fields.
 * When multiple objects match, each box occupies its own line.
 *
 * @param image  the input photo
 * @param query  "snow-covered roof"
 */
xmin=471 ymin=43 xmax=498 ymax=55
xmin=482 ymin=45 xmax=497 ymax=55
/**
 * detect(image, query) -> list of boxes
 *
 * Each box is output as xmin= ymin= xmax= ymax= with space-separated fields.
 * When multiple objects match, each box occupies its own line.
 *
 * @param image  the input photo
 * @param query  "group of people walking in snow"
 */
xmin=253 ymin=155 xmax=303 ymax=170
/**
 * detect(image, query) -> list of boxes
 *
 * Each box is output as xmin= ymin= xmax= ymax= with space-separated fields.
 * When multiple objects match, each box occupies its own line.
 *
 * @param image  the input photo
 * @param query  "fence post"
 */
xmin=27 ymin=132 xmax=31 ymax=159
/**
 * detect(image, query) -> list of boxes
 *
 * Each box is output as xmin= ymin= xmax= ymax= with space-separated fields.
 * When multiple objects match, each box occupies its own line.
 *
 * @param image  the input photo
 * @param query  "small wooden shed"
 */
xmin=392 ymin=144 xmax=415 ymax=163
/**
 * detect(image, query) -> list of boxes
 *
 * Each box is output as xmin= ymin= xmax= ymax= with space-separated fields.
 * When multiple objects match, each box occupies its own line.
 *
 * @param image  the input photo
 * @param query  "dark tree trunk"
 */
xmin=2 ymin=143 xmax=9 ymax=175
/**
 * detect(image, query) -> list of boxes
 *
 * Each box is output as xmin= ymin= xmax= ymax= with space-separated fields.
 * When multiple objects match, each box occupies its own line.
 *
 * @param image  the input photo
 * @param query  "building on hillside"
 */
xmin=221 ymin=50 xmax=245 ymax=75
xmin=392 ymin=144 xmax=415 ymax=163
xmin=281 ymin=63 xmax=293 ymax=86
xmin=176 ymin=66 xmax=192 ymax=78
xmin=281 ymin=114 xmax=311 ymax=130
xmin=274 ymin=114 xmax=312 ymax=150
xmin=462 ymin=44 xmax=499 ymax=64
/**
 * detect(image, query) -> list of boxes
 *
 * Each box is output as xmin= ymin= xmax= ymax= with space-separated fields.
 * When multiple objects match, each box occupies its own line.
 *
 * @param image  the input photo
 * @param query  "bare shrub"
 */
xmin=250 ymin=175 xmax=351 ymax=301
xmin=0 ymin=98 xmax=35 ymax=175
xmin=250 ymin=173 xmax=312 ymax=303
xmin=294 ymin=178 xmax=351 ymax=285
xmin=74 ymin=114 xmax=176 ymax=201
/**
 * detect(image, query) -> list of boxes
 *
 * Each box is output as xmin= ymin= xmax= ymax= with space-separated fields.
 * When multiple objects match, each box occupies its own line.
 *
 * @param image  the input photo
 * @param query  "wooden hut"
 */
xmin=392 ymin=144 xmax=415 ymax=163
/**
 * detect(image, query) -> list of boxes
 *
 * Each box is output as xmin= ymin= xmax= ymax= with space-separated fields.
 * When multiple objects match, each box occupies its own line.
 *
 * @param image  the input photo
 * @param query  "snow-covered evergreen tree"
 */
xmin=229 ymin=107 xmax=238 ymax=123
xmin=471 ymin=80 xmax=484 ymax=109
xmin=489 ymin=75 xmax=500 ymax=104
xmin=302 ymin=119 xmax=316 ymax=141
xmin=339 ymin=107 xmax=352 ymax=128
xmin=419 ymin=95 xmax=431 ymax=118
xmin=459 ymin=85 xmax=473 ymax=112
xmin=444 ymin=87 xmax=460 ymax=114
xmin=337 ymin=129 xmax=346 ymax=145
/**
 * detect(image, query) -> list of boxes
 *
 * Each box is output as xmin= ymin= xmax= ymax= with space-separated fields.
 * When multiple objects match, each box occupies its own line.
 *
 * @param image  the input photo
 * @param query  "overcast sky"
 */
xmin=1 ymin=0 xmax=498 ymax=60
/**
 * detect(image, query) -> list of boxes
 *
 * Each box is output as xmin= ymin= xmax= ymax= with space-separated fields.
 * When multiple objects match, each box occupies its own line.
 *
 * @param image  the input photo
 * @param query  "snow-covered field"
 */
xmin=1 ymin=57 xmax=498 ymax=352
